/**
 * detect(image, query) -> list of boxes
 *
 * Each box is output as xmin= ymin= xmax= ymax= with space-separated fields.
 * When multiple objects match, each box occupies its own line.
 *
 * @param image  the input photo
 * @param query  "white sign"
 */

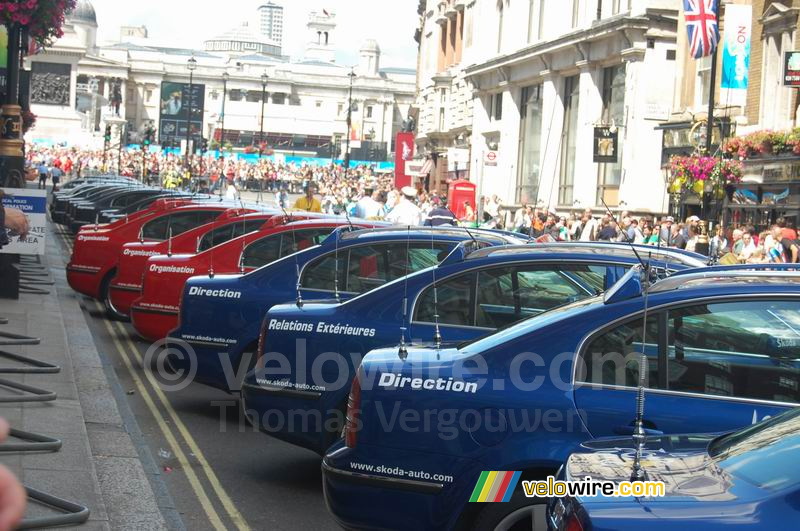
xmin=484 ymin=151 xmax=498 ymax=167
xmin=1 ymin=188 xmax=47 ymax=255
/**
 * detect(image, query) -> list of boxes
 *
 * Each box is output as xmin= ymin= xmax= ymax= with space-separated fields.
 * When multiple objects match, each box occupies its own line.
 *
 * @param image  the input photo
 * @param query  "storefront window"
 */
xmin=596 ymin=64 xmax=626 ymax=206
xmin=517 ymin=84 xmax=543 ymax=204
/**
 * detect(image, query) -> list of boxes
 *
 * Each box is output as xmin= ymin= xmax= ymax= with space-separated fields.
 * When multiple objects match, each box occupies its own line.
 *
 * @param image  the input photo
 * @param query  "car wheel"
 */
xmin=472 ymin=492 xmax=547 ymax=531
xmin=101 ymin=273 xmax=129 ymax=322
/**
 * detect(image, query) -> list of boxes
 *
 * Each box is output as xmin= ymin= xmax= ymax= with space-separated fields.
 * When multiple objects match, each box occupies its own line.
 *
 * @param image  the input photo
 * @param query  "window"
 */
xmin=197 ymin=219 xmax=265 ymax=252
xmin=302 ymin=242 xmax=454 ymax=295
xmin=272 ymin=93 xmax=285 ymax=105
xmin=337 ymin=103 xmax=343 ymax=115
xmin=517 ymin=84 xmax=543 ymax=204
xmin=416 ymin=264 xmax=604 ymax=329
xmin=170 ymin=211 xmax=219 ymax=238
xmin=580 ymin=317 xmax=660 ymax=388
xmin=596 ymin=65 xmax=626 ymax=206
xmin=246 ymin=91 xmax=262 ymax=103
xmin=316 ymin=100 xmax=322 ymax=108
xmin=141 ymin=216 xmax=170 ymax=241
xmin=558 ymin=76 xmax=580 ymax=205
xmin=229 ymin=89 xmax=244 ymax=102
xmin=667 ymin=301 xmax=800 ymax=403
xmin=416 ymin=271 xmax=475 ymax=327
xmin=490 ymin=93 xmax=503 ymax=121
xmin=695 ymin=55 xmax=712 ymax=109
xmin=366 ymin=106 xmax=373 ymax=118
xmin=241 ymin=234 xmax=283 ymax=269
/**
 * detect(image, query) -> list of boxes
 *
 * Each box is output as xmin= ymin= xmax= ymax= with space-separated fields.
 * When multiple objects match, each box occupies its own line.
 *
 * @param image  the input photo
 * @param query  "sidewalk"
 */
xmin=0 ymin=223 xmax=176 ymax=530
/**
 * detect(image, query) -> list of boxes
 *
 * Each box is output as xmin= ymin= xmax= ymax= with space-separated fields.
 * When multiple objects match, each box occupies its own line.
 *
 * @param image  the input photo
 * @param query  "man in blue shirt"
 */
xmin=37 ymin=163 xmax=48 ymax=190
xmin=424 ymin=196 xmax=457 ymax=227
xmin=50 ymin=165 xmax=63 ymax=193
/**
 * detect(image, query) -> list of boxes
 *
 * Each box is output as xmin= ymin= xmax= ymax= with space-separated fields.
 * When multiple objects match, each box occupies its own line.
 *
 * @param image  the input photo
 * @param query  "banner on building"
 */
xmin=394 ymin=132 xmax=415 ymax=189
xmin=593 ymin=127 xmax=618 ymax=163
xmin=158 ymin=81 xmax=205 ymax=146
xmin=784 ymin=51 xmax=800 ymax=87
xmin=721 ymin=3 xmax=751 ymax=106
xmin=1 ymin=188 xmax=47 ymax=255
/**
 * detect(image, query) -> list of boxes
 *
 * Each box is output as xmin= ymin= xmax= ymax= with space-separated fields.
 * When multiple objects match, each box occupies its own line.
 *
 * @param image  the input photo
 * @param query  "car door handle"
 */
xmin=613 ymin=425 xmax=663 ymax=436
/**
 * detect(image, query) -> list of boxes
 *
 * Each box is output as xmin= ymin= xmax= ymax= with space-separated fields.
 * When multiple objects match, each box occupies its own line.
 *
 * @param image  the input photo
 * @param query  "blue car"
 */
xmin=549 ymin=407 xmax=800 ymax=531
xmin=168 ymin=227 xmax=528 ymax=391
xmin=242 ymin=243 xmax=706 ymax=454
xmin=322 ymin=265 xmax=800 ymax=530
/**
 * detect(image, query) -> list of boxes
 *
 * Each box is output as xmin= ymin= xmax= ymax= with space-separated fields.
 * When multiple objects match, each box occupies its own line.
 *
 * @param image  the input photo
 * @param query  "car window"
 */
xmin=141 ymin=215 xmax=170 ymax=240
xmin=579 ymin=317 xmax=660 ymax=388
xmin=301 ymin=254 xmax=344 ymax=291
xmin=198 ymin=219 xmax=265 ymax=252
xmin=346 ymin=245 xmax=388 ymax=293
xmin=415 ymin=272 xmax=475 ymax=327
xmin=666 ymin=300 xmax=800 ymax=403
xmin=241 ymin=234 xmax=283 ymax=269
xmin=285 ymin=228 xmax=335 ymax=254
xmin=167 ymin=211 xmax=218 ymax=238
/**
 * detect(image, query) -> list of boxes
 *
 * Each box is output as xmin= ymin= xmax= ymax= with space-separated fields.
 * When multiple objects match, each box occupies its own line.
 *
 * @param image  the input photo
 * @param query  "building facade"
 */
xmin=25 ymin=1 xmax=415 ymax=163
xmin=258 ymin=2 xmax=284 ymax=47
xmin=464 ymin=0 xmax=680 ymax=215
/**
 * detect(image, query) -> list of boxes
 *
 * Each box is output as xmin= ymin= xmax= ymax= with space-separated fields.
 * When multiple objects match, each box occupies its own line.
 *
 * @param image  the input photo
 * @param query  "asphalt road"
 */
xmin=54 ymin=231 xmax=339 ymax=531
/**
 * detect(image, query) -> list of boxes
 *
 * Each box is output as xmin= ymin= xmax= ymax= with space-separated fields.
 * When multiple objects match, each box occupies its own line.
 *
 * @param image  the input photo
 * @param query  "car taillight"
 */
xmin=344 ymin=372 xmax=362 ymax=448
xmin=256 ymin=317 xmax=269 ymax=368
xmin=565 ymin=514 xmax=584 ymax=531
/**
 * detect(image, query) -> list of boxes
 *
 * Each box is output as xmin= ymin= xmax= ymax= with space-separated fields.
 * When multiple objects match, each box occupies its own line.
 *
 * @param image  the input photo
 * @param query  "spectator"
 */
xmin=50 ymin=164 xmax=63 ymax=193
xmin=462 ymin=200 xmax=476 ymax=224
xmin=293 ymin=183 xmax=322 ymax=213
xmin=37 ymin=161 xmax=48 ymax=190
xmin=772 ymin=224 xmax=800 ymax=263
xmin=385 ymin=186 xmax=422 ymax=226
xmin=739 ymin=232 xmax=757 ymax=261
xmin=579 ymin=209 xmax=598 ymax=241
xmin=354 ymin=189 xmax=384 ymax=219
xmin=424 ymin=197 xmax=457 ymax=227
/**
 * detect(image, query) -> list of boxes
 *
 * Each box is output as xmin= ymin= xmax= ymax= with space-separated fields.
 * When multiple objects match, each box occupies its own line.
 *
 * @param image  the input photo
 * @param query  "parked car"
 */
xmin=66 ymin=201 xmax=251 ymax=313
xmin=167 ymin=227 xmax=529 ymax=392
xmin=549 ymin=407 xmax=800 ymax=531
xmin=106 ymin=209 xmax=280 ymax=319
xmin=130 ymin=218 xmax=380 ymax=341
xmin=242 ymin=243 xmax=706 ymax=454
xmin=322 ymin=265 xmax=800 ymax=531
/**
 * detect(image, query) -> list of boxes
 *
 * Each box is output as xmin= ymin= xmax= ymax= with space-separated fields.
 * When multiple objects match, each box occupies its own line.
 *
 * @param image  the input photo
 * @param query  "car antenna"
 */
xmin=630 ymin=254 xmax=652 ymax=483
xmin=167 ymin=226 xmax=173 ymax=257
xmin=430 ymin=228 xmax=443 ymax=353
xmin=445 ymin=205 xmax=478 ymax=246
xmin=344 ymin=206 xmax=355 ymax=232
xmin=94 ymin=213 xmax=99 ymax=232
xmin=600 ymin=198 xmax=647 ymax=271
xmin=333 ymin=224 xmax=341 ymax=302
xmin=292 ymin=223 xmax=303 ymax=307
xmin=239 ymin=237 xmax=246 ymax=274
xmin=398 ymin=226 xmax=411 ymax=360
xmin=597 ymin=200 xmax=652 ymax=481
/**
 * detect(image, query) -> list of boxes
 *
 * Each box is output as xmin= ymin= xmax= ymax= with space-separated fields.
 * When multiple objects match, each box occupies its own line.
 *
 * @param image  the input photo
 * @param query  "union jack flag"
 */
xmin=684 ymin=0 xmax=720 ymax=59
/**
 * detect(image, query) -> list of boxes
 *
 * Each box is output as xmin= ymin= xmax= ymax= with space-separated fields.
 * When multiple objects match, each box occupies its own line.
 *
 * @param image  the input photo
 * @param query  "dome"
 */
xmin=360 ymin=39 xmax=380 ymax=54
xmin=70 ymin=0 xmax=97 ymax=25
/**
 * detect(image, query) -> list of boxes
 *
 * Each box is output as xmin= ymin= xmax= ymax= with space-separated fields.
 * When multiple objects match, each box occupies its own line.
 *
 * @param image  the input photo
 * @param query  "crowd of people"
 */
xmin=22 ymin=145 xmax=800 ymax=263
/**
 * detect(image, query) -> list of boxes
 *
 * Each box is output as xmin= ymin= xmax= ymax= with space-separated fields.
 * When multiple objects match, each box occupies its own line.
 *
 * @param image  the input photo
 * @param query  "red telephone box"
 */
xmin=448 ymin=179 xmax=476 ymax=220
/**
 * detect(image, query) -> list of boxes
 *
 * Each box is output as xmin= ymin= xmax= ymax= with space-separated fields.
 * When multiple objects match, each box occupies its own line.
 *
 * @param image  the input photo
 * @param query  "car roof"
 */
xmin=337 ymin=226 xmax=527 ymax=245
xmin=465 ymin=242 xmax=707 ymax=268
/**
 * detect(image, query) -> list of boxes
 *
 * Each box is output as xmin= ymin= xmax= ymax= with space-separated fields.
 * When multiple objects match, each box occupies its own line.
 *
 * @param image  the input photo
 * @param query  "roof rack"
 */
xmin=650 ymin=264 xmax=800 ymax=293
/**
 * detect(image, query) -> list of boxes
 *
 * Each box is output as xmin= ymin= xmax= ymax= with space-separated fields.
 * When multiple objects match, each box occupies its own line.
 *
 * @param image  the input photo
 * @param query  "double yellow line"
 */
xmin=56 ymin=229 xmax=249 ymax=531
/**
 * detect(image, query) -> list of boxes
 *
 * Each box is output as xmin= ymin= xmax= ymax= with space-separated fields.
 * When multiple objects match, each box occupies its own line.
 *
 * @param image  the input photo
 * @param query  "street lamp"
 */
xmin=184 ymin=55 xmax=197 ymax=172
xmin=259 ymin=72 xmax=268 ymax=158
xmin=220 ymin=71 xmax=229 ymax=152
xmin=343 ymin=68 xmax=356 ymax=171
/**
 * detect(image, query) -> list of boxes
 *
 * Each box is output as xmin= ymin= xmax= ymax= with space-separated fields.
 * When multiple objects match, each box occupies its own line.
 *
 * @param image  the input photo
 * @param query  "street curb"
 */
xmin=50 ymin=225 xmax=184 ymax=530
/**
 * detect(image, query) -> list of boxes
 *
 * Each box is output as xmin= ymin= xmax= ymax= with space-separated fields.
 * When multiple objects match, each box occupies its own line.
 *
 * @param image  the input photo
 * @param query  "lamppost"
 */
xmin=343 ymin=68 xmax=356 ymax=171
xmin=220 ymin=71 xmax=228 ymax=153
xmin=184 ymin=55 xmax=197 ymax=172
xmin=259 ymin=72 xmax=268 ymax=158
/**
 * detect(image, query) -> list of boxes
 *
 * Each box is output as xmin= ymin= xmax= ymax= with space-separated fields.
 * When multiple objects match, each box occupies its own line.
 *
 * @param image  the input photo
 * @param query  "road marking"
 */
xmin=59 ymin=228 xmax=250 ymax=530
xmin=109 ymin=317 xmax=250 ymax=531
xmin=93 ymin=301 xmax=229 ymax=531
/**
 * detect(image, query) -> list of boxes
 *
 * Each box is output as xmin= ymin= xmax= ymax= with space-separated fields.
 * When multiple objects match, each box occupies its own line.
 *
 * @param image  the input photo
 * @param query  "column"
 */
xmin=455 ymin=10 xmax=463 ymax=64
xmin=535 ymin=72 xmax=563 ymax=209
xmin=445 ymin=18 xmax=455 ymax=67
xmin=573 ymin=61 xmax=602 ymax=209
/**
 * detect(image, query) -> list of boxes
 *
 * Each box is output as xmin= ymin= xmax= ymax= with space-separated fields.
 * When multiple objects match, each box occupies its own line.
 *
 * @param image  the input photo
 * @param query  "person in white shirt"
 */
xmin=225 ymin=181 xmax=240 ymax=200
xmin=739 ymin=232 xmax=757 ymax=260
xmin=355 ymin=189 xmax=384 ymax=219
xmin=385 ymin=186 xmax=422 ymax=226
xmin=580 ymin=209 xmax=598 ymax=241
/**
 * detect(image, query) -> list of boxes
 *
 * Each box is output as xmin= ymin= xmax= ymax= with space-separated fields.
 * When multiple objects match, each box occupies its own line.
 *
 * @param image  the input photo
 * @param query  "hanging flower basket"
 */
xmin=723 ymin=128 xmax=800 ymax=160
xmin=669 ymin=155 xmax=742 ymax=198
xmin=0 ymin=0 xmax=77 ymax=46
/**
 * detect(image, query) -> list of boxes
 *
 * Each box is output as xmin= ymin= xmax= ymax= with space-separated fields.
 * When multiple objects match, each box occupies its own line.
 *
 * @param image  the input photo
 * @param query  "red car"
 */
xmin=67 ymin=201 xmax=242 ymax=316
xmin=129 ymin=219 xmax=377 ymax=341
xmin=105 ymin=208 xmax=278 ymax=319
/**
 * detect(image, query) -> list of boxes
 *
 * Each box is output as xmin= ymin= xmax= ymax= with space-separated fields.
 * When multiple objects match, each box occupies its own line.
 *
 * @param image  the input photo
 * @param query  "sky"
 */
xmin=90 ymin=0 xmax=419 ymax=69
